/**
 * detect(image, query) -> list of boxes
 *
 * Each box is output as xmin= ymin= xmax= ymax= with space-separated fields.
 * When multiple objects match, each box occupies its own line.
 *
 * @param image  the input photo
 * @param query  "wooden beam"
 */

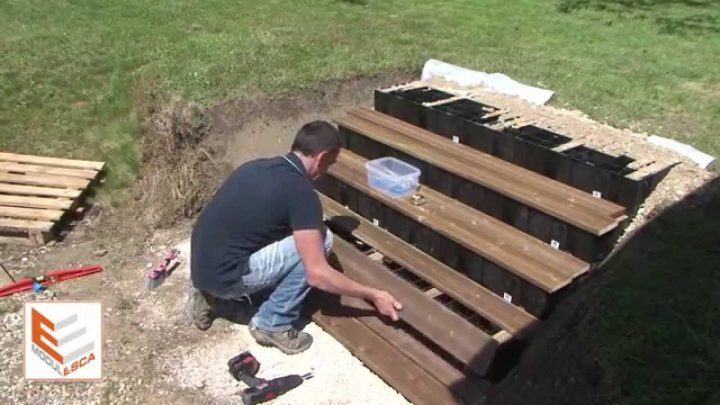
xmin=311 ymin=310 xmax=459 ymax=405
xmin=332 ymin=237 xmax=498 ymax=376
xmin=0 ymin=162 xmax=98 ymax=179
xmin=0 ymin=218 xmax=53 ymax=231
xmin=0 ymin=172 xmax=89 ymax=189
xmin=345 ymin=108 xmax=627 ymax=224
xmin=0 ymin=152 xmax=105 ymax=171
xmin=321 ymin=193 xmax=540 ymax=338
xmin=342 ymin=295 xmax=486 ymax=402
xmin=327 ymin=151 xmax=587 ymax=291
xmin=0 ymin=206 xmax=63 ymax=221
xmin=0 ymin=183 xmax=81 ymax=198
xmin=0 ymin=195 xmax=72 ymax=210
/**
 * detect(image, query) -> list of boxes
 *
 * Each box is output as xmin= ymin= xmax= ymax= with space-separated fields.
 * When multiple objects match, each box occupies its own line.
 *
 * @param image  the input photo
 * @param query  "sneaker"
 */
xmin=249 ymin=325 xmax=313 ymax=354
xmin=190 ymin=289 xmax=216 ymax=331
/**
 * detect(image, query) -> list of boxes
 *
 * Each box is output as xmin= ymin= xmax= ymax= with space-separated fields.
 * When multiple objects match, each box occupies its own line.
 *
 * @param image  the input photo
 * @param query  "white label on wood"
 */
xmin=592 ymin=190 xmax=602 ymax=198
xmin=372 ymin=218 xmax=379 ymax=226
xmin=452 ymin=136 xmax=459 ymax=143
xmin=503 ymin=293 xmax=512 ymax=303
xmin=551 ymin=240 xmax=560 ymax=249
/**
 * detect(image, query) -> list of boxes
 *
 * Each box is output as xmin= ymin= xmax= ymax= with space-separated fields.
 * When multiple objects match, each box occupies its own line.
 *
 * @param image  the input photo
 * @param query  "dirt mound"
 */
xmin=134 ymin=85 xmax=226 ymax=228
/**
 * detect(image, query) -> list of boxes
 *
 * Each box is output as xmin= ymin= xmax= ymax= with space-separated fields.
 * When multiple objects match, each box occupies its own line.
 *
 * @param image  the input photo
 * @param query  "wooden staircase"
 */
xmin=305 ymin=105 xmax=630 ymax=404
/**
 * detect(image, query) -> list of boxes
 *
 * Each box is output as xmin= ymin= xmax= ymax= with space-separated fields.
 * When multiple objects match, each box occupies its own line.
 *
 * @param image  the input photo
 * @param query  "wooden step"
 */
xmin=353 ymin=107 xmax=627 ymax=219
xmin=331 ymin=237 xmax=498 ymax=376
xmin=340 ymin=295 xmax=487 ymax=402
xmin=321 ymin=193 xmax=540 ymax=339
xmin=326 ymin=150 xmax=588 ymax=294
xmin=366 ymin=104 xmax=624 ymax=216
xmin=338 ymin=108 xmax=626 ymax=235
xmin=310 ymin=306 xmax=460 ymax=405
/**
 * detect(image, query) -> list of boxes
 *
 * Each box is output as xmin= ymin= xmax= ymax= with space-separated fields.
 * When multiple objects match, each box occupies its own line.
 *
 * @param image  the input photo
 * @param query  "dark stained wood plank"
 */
xmin=329 ymin=150 xmax=588 ymax=292
xmin=342 ymin=295 xmax=487 ymax=403
xmin=346 ymin=108 xmax=626 ymax=225
xmin=355 ymin=107 xmax=626 ymax=219
xmin=321 ymin=193 xmax=540 ymax=338
xmin=331 ymin=237 xmax=498 ymax=376
xmin=311 ymin=309 xmax=460 ymax=405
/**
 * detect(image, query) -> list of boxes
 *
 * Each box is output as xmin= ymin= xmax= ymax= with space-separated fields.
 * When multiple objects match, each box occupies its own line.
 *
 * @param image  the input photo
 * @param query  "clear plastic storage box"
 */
xmin=365 ymin=157 xmax=421 ymax=198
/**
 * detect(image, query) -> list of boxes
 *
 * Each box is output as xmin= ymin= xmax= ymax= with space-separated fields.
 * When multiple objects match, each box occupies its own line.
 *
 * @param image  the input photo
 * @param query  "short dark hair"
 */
xmin=291 ymin=120 xmax=341 ymax=156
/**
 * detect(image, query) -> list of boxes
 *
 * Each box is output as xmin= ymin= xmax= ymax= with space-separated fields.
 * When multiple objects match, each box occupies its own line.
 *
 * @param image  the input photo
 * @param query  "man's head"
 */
xmin=291 ymin=120 xmax=341 ymax=180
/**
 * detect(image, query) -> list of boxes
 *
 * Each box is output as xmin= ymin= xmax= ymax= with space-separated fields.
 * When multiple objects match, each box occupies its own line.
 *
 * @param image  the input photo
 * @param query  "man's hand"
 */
xmin=371 ymin=290 xmax=403 ymax=321
xmin=294 ymin=229 xmax=403 ymax=320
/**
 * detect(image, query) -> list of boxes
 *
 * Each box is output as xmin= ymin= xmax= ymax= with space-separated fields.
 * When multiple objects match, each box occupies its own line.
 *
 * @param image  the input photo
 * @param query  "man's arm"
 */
xmin=293 ymin=228 xmax=402 ymax=321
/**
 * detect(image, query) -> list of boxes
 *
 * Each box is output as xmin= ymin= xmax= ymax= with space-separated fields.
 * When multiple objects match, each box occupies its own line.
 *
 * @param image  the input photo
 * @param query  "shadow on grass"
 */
xmin=479 ymin=175 xmax=720 ymax=404
xmin=558 ymin=0 xmax=719 ymax=35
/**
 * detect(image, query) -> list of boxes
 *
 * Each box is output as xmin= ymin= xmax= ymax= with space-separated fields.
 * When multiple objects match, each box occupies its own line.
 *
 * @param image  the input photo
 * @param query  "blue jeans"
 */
xmin=240 ymin=228 xmax=333 ymax=332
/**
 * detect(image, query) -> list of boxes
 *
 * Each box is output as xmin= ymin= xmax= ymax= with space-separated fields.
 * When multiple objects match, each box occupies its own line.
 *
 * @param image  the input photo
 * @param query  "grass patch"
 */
xmin=1 ymin=0 xmax=719 ymax=200
xmin=1 ymin=1 xmax=719 ymax=402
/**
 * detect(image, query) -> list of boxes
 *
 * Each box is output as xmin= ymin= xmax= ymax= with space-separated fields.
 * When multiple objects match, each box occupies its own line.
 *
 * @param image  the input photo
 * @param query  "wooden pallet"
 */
xmin=0 ymin=152 xmax=105 ymax=245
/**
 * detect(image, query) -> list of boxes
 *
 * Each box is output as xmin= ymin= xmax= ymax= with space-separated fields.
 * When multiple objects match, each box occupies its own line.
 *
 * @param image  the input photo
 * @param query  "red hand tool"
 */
xmin=0 ymin=265 xmax=103 ymax=297
xmin=146 ymin=248 xmax=182 ymax=289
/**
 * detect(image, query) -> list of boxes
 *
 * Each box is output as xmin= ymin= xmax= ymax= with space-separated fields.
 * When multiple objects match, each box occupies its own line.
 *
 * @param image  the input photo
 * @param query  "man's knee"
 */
xmin=323 ymin=228 xmax=333 ymax=254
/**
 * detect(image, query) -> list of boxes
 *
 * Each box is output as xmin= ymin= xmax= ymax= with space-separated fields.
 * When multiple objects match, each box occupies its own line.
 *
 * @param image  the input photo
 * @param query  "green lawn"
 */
xmin=1 ymin=0 xmax=718 ymax=196
xmin=1 ymin=1 xmax=719 ymax=402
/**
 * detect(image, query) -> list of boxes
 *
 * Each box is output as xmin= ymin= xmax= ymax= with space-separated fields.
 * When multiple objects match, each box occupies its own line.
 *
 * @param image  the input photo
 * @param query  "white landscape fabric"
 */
xmin=421 ymin=58 xmax=555 ymax=105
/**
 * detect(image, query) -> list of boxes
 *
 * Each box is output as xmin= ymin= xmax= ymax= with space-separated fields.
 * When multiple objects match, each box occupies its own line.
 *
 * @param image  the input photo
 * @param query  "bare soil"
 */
xmin=0 ymin=72 xmax=413 ymax=405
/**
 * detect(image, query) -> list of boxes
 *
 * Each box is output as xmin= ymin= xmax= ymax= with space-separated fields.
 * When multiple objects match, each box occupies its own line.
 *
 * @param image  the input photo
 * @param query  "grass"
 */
xmin=1 ymin=1 xmax=718 ymax=402
xmin=1 ymin=0 xmax=719 ymax=200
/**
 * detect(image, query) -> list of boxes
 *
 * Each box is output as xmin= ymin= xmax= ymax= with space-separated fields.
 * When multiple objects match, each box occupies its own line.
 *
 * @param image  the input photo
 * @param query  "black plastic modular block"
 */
xmin=562 ymin=146 xmax=636 ymax=176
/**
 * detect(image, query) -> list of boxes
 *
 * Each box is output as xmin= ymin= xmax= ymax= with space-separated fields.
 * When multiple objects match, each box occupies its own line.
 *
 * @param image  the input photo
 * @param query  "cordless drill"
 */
xmin=227 ymin=351 xmax=313 ymax=405
xmin=241 ymin=373 xmax=313 ymax=405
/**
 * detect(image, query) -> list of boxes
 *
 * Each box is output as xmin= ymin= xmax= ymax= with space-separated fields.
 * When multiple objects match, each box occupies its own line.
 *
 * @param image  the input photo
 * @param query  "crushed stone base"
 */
xmin=160 ymin=240 xmax=410 ymax=405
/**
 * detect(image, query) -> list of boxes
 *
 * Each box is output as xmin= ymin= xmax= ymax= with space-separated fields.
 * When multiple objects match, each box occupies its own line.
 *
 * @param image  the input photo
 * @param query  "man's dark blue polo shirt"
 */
xmin=190 ymin=152 xmax=323 ymax=297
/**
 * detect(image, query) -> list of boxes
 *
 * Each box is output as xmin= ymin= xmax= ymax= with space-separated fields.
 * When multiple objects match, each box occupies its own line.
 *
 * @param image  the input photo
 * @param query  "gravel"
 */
xmin=160 ymin=240 xmax=410 ymax=405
